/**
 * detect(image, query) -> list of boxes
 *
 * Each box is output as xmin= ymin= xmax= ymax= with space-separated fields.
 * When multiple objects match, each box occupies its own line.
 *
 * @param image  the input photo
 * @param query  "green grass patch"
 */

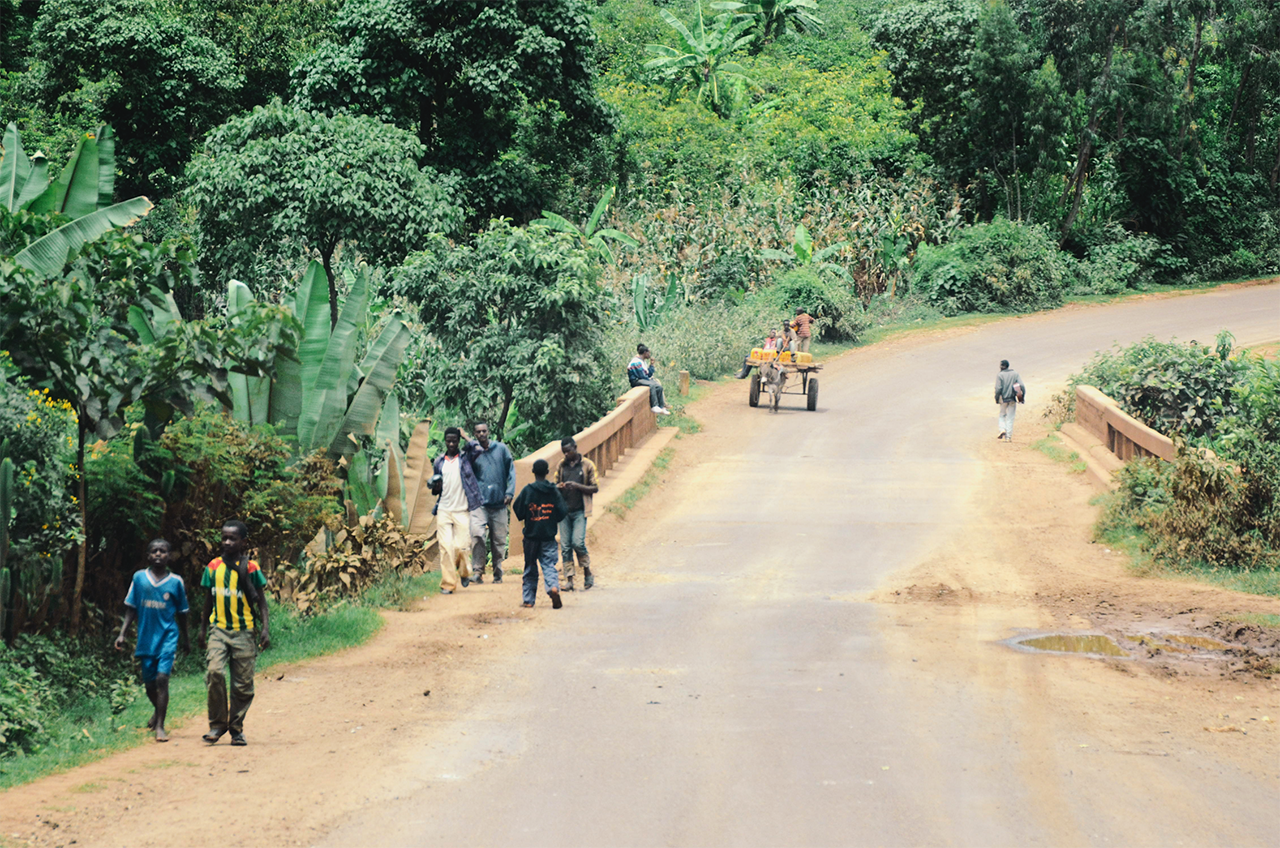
xmin=664 ymin=379 xmax=709 ymax=434
xmin=1033 ymin=433 xmax=1087 ymax=473
xmin=0 ymin=598 xmax=385 ymax=790
xmin=1222 ymin=612 xmax=1280 ymax=628
xmin=359 ymin=570 xmax=442 ymax=611
xmin=606 ymin=446 xmax=675 ymax=518
xmin=1093 ymin=493 xmax=1280 ymax=598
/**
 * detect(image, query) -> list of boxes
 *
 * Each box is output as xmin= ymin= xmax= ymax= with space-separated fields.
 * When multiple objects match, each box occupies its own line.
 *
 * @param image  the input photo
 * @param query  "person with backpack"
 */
xmin=995 ymin=359 xmax=1026 ymax=441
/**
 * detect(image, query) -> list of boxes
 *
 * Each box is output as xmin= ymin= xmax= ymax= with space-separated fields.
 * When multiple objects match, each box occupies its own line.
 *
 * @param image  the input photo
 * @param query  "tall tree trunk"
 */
xmin=497 ymin=385 xmax=514 ymax=441
xmin=1177 ymin=13 xmax=1204 ymax=164
xmin=1225 ymin=60 xmax=1252 ymax=141
xmin=1271 ymin=134 xmax=1280 ymax=192
xmin=69 ymin=416 xmax=87 ymax=635
xmin=1060 ymin=27 xmax=1118 ymax=239
xmin=322 ymin=240 xmax=339 ymax=329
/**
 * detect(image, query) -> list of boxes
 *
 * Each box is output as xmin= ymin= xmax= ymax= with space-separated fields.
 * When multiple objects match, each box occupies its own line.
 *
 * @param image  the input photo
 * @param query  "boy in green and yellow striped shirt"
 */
xmin=199 ymin=520 xmax=270 ymax=747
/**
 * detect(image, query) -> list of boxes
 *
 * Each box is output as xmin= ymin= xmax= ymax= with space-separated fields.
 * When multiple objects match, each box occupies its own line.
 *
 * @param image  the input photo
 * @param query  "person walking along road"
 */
xmin=555 ymin=437 xmax=599 ymax=592
xmin=200 ymin=521 xmax=269 ymax=747
xmin=995 ymin=359 xmax=1026 ymax=441
xmin=512 ymin=459 xmax=568 ymax=609
xmin=431 ymin=427 xmax=482 ymax=594
xmin=467 ymin=422 xmax=515 ymax=584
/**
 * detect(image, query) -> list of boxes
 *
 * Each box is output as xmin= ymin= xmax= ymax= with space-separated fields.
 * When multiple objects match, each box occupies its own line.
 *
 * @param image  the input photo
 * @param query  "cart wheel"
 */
xmin=807 ymin=377 xmax=819 ymax=411
xmin=749 ymin=373 xmax=760 ymax=407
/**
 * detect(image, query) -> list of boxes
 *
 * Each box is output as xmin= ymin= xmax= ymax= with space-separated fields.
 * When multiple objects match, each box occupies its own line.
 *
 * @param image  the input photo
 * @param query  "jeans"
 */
xmin=559 ymin=509 xmax=590 ymax=585
xmin=998 ymin=401 xmax=1018 ymax=438
xmin=522 ymin=539 xmax=560 ymax=604
xmin=471 ymin=504 xmax=509 ymax=577
xmin=637 ymin=378 xmax=665 ymax=409
xmin=206 ymin=627 xmax=257 ymax=734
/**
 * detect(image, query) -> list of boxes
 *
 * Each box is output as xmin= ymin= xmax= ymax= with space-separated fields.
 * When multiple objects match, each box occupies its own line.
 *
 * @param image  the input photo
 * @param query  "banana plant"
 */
xmin=228 ymin=262 xmax=412 ymax=460
xmin=1 ymin=123 xmax=154 ymax=277
xmin=632 ymin=271 xmax=683 ymax=331
xmin=534 ymin=186 xmax=638 ymax=264
xmin=644 ymin=3 xmax=757 ymax=117
xmin=762 ymin=222 xmax=852 ymax=283
xmin=738 ymin=0 xmax=823 ymax=45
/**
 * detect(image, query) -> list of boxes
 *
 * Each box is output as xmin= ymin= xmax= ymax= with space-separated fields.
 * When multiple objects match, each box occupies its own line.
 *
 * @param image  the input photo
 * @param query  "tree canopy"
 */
xmin=187 ymin=100 xmax=465 ymax=321
xmin=291 ymin=0 xmax=617 ymax=222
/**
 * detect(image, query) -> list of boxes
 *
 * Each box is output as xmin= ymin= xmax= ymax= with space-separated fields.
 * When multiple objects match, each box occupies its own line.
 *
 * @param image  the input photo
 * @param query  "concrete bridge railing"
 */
xmin=1074 ymin=385 xmax=1175 ymax=462
xmin=509 ymin=387 xmax=657 ymax=557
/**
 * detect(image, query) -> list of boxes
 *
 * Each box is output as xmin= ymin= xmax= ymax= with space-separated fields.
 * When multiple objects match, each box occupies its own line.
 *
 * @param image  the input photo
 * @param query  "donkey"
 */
xmin=760 ymin=359 xmax=788 ymax=412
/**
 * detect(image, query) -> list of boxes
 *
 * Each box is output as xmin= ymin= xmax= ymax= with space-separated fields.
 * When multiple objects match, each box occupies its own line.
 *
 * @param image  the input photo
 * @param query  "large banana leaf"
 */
xmin=270 ymin=261 xmax=329 ymax=439
xmin=227 ymin=280 xmax=270 ymax=424
xmin=25 ymin=131 xmax=100 ymax=219
xmin=298 ymin=267 xmax=369 ymax=451
xmin=402 ymin=419 xmax=435 ymax=534
xmin=328 ymin=317 xmax=411 ymax=458
xmin=346 ymin=448 xmax=378 ymax=518
xmin=374 ymin=390 xmax=400 ymax=501
xmin=13 ymin=197 xmax=153 ymax=277
xmin=0 ymin=123 xmax=30 ymax=212
xmin=15 ymin=154 xmax=49 ymax=210
xmin=94 ymin=126 xmax=116 ymax=212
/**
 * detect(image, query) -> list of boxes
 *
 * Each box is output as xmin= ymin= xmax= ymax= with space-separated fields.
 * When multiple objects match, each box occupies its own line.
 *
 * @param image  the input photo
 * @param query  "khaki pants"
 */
xmin=206 ymin=627 xmax=257 ymax=735
xmin=798 ymin=336 xmax=810 ymax=353
xmin=437 ymin=508 xmax=475 ymax=591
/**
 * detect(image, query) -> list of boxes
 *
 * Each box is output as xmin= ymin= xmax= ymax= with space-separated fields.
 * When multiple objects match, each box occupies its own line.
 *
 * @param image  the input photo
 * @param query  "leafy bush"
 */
xmin=909 ymin=218 xmax=1076 ymax=315
xmin=0 ymin=365 xmax=80 ymax=615
xmin=150 ymin=407 xmax=342 ymax=577
xmin=0 ymin=651 xmax=49 ymax=758
xmin=761 ymin=268 xmax=866 ymax=341
xmin=1076 ymin=226 xmax=1178 ymax=294
xmin=1052 ymin=333 xmax=1245 ymax=439
xmin=604 ymin=298 xmax=778 ymax=385
xmin=391 ymin=221 xmax=615 ymax=455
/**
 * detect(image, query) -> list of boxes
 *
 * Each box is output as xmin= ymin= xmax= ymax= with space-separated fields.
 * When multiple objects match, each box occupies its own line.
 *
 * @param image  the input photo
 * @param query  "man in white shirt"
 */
xmin=431 ymin=427 xmax=482 ymax=594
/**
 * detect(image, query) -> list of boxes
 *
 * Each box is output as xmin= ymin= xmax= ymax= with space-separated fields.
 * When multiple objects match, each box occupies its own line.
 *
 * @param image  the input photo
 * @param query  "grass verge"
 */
xmin=1093 ymin=494 xmax=1280 ymax=599
xmin=1032 ymin=433 xmax=1087 ymax=473
xmin=606 ymin=446 xmax=675 ymax=518
xmin=0 ymin=573 xmax=440 ymax=790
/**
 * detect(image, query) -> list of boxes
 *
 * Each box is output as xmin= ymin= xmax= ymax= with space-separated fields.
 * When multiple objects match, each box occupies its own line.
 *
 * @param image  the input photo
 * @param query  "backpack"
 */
xmin=1013 ymin=381 xmax=1025 ymax=404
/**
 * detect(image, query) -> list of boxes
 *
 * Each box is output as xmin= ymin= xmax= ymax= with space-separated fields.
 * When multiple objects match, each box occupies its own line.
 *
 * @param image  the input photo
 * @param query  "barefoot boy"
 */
xmin=115 ymin=539 xmax=190 ymax=742
xmin=200 ymin=520 xmax=270 ymax=746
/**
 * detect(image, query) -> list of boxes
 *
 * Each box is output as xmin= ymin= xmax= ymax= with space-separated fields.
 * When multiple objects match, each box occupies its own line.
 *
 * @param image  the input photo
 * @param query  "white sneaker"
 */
xmin=652 ymin=406 xmax=664 ymax=412
xmin=659 ymin=407 xmax=672 ymax=415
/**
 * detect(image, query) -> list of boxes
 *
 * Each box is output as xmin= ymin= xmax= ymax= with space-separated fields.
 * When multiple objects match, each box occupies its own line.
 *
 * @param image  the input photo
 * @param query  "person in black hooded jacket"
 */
xmin=512 ymin=458 xmax=568 ymax=608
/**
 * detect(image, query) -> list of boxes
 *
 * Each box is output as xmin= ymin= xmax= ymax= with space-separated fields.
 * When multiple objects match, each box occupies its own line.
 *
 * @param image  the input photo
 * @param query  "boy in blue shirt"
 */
xmin=115 ymin=538 xmax=190 ymax=742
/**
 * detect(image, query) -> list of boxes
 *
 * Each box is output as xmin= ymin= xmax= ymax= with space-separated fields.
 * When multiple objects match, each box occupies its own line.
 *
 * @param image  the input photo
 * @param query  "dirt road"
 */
xmin=2 ymin=283 xmax=1278 ymax=847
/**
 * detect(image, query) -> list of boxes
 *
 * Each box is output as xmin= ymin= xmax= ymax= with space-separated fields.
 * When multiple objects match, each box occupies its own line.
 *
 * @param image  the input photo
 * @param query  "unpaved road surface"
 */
xmin=3 ymin=283 xmax=1279 ymax=847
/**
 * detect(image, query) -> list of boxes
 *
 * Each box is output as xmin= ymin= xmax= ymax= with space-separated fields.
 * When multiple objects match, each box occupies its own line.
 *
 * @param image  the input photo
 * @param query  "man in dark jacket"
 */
xmin=467 ymin=422 xmax=515 ymax=584
xmin=512 ymin=458 xmax=568 ymax=609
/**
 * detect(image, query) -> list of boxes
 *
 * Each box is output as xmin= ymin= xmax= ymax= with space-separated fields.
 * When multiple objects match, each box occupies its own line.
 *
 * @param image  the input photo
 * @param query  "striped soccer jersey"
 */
xmin=201 ymin=557 xmax=267 ymax=631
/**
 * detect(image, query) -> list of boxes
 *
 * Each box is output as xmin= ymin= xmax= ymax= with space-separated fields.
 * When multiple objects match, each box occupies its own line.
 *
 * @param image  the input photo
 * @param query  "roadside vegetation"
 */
xmin=1051 ymin=334 xmax=1279 ymax=593
xmin=1 ymin=0 xmax=1277 ymax=774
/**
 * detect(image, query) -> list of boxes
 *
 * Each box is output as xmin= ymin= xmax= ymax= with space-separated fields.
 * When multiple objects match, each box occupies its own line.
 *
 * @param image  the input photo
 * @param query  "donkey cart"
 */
xmin=745 ymin=353 xmax=821 ymax=412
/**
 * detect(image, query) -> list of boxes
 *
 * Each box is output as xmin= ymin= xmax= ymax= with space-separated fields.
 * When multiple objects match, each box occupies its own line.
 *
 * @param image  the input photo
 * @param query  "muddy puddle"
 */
xmin=1013 ymin=634 xmax=1128 ymax=657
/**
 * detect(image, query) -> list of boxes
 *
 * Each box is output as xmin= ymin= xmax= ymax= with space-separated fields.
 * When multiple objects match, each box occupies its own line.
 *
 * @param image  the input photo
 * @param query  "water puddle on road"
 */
xmin=1014 ymin=634 xmax=1128 ymax=657
xmin=1167 ymin=635 xmax=1231 ymax=651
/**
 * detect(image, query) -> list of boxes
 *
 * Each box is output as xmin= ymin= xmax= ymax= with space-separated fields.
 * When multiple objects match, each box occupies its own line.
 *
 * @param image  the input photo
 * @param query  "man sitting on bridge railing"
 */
xmin=628 ymin=344 xmax=671 ymax=415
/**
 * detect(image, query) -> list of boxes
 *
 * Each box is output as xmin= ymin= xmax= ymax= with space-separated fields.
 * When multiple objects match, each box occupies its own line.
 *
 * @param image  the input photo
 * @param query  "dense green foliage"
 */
xmin=187 ymin=101 xmax=464 ymax=302
xmin=292 ymin=0 xmax=617 ymax=222
xmin=1068 ymin=336 xmax=1280 ymax=571
xmin=390 ymin=220 xmax=614 ymax=454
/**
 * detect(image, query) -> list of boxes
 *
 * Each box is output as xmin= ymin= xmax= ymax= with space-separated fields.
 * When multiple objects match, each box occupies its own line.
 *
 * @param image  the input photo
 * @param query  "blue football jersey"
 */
xmin=124 ymin=570 xmax=189 ymax=657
